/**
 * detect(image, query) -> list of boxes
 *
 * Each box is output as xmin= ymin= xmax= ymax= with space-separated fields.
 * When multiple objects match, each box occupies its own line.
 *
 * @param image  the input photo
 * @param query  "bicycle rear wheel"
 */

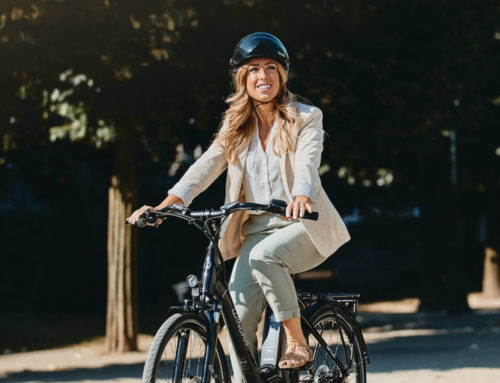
xmin=302 ymin=304 xmax=366 ymax=383
xmin=142 ymin=312 xmax=230 ymax=383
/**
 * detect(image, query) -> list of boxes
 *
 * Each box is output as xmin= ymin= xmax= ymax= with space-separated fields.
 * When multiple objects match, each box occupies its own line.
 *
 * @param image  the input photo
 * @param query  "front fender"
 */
xmin=167 ymin=305 xmax=206 ymax=318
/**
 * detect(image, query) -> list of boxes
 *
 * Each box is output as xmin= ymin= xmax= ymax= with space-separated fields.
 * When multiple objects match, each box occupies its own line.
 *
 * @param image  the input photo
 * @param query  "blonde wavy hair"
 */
xmin=215 ymin=61 xmax=299 ymax=164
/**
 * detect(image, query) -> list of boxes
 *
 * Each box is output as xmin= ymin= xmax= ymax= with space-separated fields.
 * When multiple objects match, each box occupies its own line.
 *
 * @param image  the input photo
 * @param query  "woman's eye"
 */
xmin=267 ymin=65 xmax=276 ymax=71
xmin=249 ymin=67 xmax=258 ymax=72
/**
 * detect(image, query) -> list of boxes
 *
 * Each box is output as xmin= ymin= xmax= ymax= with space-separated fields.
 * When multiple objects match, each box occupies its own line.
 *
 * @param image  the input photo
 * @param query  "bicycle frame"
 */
xmin=140 ymin=201 xmax=368 ymax=382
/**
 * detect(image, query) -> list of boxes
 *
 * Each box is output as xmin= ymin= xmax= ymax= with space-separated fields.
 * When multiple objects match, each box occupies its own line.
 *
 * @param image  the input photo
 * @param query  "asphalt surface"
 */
xmin=361 ymin=309 xmax=500 ymax=382
xmin=1 ymin=305 xmax=500 ymax=382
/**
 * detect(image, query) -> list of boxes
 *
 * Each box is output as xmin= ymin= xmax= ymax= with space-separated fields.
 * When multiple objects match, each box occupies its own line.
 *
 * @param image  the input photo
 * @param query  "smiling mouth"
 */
xmin=257 ymin=84 xmax=272 ymax=89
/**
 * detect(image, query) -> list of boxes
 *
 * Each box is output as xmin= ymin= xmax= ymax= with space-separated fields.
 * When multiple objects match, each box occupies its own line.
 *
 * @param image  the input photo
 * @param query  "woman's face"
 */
xmin=245 ymin=57 xmax=281 ymax=104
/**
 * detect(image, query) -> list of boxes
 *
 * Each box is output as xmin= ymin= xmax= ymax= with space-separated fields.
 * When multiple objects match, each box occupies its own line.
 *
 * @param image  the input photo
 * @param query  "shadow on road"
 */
xmin=360 ymin=309 xmax=500 ymax=373
xmin=3 ymin=362 xmax=143 ymax=382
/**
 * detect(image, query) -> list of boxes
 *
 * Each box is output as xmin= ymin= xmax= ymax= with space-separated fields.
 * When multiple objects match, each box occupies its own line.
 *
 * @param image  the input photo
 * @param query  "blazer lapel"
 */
xmin=280 ymin=123 xmax=300 ymax=201
xmin=227 ymin=145 xmax=249 ymax=202
xmin=280 ymin=151 xmax=293 ymax=200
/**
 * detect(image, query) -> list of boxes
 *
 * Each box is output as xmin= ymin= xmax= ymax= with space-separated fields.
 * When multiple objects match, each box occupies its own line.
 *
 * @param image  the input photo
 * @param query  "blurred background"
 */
xmin=1 ymin=0 xmax=499 ymax=353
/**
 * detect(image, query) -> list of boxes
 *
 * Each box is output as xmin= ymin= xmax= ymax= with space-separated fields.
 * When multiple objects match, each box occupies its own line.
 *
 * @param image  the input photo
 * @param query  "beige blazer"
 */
xmin=170 ymin=102 xmax=350 ymax=260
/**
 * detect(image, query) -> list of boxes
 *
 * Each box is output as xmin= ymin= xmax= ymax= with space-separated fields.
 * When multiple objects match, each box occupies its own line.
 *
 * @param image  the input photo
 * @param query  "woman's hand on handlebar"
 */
xmin=127 ymin=205 xmax=156 ymax=225
xmin=126 ymin=194 xmax=185 ymax=225
xmin=286 ymin=195 xmax=313 ymax=220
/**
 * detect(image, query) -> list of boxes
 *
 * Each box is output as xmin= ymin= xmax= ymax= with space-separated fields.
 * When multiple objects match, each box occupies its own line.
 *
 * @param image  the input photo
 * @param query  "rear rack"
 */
xmin=298 ymin=292 xmax=360 ymax=315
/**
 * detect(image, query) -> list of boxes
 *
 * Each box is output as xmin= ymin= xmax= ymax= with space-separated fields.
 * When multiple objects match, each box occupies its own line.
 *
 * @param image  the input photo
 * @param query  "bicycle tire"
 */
xmin=301 ymin=303 xmax=366 ymax=383
xmin=142 ymin=312 xmax=230 ymax=383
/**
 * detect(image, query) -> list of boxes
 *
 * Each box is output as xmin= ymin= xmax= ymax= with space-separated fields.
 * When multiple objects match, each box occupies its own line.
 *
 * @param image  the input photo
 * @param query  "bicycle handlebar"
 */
xmin=132 ymin=199 xmax=318 ymax=228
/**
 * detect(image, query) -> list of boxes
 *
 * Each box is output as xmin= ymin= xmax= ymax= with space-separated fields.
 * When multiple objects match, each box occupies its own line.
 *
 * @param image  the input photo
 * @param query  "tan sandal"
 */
xmin=278 ymin=340 xmax=313 ymax=369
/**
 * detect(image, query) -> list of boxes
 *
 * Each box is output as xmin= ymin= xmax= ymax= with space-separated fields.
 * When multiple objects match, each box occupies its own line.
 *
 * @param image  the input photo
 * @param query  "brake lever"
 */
xmin=136 ymin=208 xmax=153 ymax=228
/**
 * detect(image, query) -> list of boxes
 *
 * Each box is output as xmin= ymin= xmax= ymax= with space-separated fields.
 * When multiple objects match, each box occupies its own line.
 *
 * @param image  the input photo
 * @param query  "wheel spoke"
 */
xmin=142 ymin=313 xmax=229 ymax=382
xmin=301 ymin=307 xmax=366 ymax=383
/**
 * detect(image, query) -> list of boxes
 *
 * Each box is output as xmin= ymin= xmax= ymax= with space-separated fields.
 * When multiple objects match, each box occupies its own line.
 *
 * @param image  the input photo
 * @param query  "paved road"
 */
xmin=362 ymin=309 xmax=500 ymax=382
xmin=1 ymin=308 xmax=500 ymax=382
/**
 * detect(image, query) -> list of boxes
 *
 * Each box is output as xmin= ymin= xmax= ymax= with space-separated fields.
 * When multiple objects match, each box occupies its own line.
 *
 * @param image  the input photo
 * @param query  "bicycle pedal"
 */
xmin=302 ymin=360 xmax=314 ymax=370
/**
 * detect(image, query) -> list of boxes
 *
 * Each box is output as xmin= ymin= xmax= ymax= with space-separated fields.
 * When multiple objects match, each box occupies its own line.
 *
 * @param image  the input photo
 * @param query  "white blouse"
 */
xmin=243 ymin=121 xmax=314 ymax=209
xmin=243 ymin=121 xmax=288 ymax=207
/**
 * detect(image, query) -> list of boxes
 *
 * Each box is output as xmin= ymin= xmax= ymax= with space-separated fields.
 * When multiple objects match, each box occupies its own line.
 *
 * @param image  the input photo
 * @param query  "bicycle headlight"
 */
xmin=187 ymin=274 xmax=199 ymax=288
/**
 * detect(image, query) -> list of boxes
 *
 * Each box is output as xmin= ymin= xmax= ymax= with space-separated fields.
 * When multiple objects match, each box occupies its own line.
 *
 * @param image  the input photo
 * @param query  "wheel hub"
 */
xmin=311 ymin=364 xmax=343 ymax=383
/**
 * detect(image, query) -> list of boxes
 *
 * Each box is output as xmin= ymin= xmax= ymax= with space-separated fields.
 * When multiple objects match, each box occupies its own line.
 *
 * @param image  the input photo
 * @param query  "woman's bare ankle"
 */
xmin=282 ymin=317 xmax=307 ymax=345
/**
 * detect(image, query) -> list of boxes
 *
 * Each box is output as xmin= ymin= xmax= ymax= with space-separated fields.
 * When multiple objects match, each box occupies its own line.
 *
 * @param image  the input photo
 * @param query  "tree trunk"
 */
xmin=105 ymin=141 xmax=138 ymax=353
xmin=482 ymin=246 xmax=500 ymax=297
xmin=481 ymin=171 xmax=500 ymax=298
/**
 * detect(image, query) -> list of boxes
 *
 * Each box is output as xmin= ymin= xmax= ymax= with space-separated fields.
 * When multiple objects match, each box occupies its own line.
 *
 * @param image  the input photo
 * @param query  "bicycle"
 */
xmin=134 ymin=199 xmax=370 ymax=383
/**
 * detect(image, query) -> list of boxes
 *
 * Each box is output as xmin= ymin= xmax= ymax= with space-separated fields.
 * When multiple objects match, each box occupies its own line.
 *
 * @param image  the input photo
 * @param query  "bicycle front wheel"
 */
xmin=303 ymin=304 xmax=366 ymax=383
xmin=142 ymin=312 xmax=230 ymax=383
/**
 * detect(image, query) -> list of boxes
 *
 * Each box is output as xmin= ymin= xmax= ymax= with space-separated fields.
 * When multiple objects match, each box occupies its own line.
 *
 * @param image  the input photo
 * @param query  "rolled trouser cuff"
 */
xmin=274 ymin=308 xmax=301 ymax=322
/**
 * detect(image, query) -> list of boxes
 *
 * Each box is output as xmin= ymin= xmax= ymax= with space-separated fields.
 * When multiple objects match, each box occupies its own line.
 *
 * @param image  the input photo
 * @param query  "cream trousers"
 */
xmin=228 ymin=213 xmax=325 ymax=382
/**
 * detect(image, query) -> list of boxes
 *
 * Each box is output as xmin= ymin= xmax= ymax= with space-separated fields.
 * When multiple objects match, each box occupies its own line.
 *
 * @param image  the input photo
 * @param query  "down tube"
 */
xmin=216 ymin=281 xmax=264 ymax=383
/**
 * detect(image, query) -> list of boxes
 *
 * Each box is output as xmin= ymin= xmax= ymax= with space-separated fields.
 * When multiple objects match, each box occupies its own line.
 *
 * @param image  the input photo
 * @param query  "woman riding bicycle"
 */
xmin=127 ymin=32 xmax=350 ymax=381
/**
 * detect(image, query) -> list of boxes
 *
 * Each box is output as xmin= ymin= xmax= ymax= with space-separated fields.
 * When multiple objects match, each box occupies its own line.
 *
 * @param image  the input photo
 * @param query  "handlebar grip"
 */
xmin=302 ymin=211 xmax=319 ymax=221
xmin=136 ymin=217 xmax=148 ymax=228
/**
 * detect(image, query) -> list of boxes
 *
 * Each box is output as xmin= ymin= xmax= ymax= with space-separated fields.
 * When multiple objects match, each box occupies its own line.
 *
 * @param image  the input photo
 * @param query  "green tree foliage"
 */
xmin=1 ymin=0 xmax=499 ymax=173
xmin=0 ymin=0 xmax=201 ymax=155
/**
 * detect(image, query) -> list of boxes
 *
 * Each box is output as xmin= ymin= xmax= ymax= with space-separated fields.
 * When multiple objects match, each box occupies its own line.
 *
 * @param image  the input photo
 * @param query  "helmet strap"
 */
xmin=252 ymin=89 xmax=284 ymax=109
xmin=253 ymin=99 xmax=275 ymax=108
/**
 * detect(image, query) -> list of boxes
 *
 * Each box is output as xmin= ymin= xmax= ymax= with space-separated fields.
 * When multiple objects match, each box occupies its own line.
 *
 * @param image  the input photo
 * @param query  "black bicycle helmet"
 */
xmin=230 ymin=32 xmax=290 ymax=72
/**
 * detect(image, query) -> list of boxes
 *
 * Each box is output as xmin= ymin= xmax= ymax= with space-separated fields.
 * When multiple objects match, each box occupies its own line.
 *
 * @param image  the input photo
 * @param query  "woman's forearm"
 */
xmin=155 ymin=194 xmax=184 ymax=210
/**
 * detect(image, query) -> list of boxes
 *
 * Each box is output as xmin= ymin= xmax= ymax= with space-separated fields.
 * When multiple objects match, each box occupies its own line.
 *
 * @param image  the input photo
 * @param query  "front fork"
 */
xmin=199 ymin=242 xmax=222 ymax=382
xmin=202 ymin=301 xmax=221 ymax=383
